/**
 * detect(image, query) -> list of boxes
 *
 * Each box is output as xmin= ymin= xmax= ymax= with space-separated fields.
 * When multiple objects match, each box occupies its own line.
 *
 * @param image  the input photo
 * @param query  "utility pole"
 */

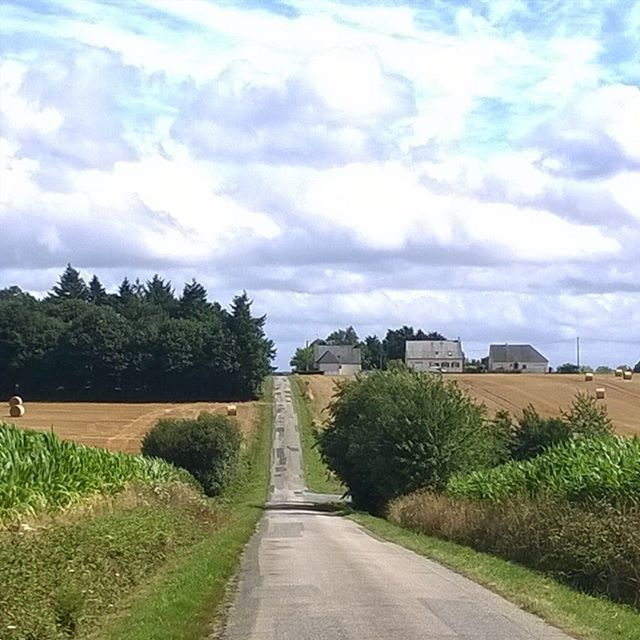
xmin=576 ymin=336 xmax=580 ymax=370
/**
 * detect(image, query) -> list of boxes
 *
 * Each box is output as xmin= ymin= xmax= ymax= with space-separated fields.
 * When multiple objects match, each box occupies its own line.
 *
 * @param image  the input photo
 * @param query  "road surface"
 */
xmin=220 ymin=376 xmax=573 ymax=639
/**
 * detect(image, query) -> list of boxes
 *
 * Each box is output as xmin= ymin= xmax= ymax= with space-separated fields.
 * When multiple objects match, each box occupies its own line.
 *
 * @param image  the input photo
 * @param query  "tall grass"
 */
xmin=0 ymin=422 xmax=192 ymax=522
xmin=447 ymin=436 xmax=640 ymax=503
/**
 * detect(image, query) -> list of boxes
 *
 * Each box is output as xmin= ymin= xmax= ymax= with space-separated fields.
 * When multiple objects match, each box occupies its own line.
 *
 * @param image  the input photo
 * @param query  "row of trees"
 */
xmin=0 ymin=265 xmax=275 ymax=400
xmin=290 ymin=325 xmax=446 ymax=371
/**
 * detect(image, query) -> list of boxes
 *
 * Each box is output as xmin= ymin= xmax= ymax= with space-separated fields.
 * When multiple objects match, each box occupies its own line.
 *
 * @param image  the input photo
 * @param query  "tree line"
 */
xmin=0 ymin=265 xmax=275 ymax=400
xmin=290 ymin=325 xmax=447 ymax=371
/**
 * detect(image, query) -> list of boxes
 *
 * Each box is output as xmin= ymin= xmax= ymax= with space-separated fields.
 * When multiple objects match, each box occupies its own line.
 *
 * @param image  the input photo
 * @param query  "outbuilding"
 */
xmin=313 ymin=345 xmax=362 ymax=375
xmin=488 ymin=344 xmax=548 ymax=373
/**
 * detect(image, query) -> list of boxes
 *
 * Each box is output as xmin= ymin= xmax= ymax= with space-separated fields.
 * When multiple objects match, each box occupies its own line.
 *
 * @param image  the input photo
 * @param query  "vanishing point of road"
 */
xmin=221 ymin=376 xmax=573 ymax=639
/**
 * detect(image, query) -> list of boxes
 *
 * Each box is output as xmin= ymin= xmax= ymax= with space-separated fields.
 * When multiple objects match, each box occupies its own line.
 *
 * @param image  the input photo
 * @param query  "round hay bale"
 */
xmin=615 ymin=368 xmax=623 ymax=377
xmin=584 ymin=372 xmax=594 ymax=382
xmin=10 ymin=404 xmax=25 ymax=418
xmin=595 ymin=388 xmax=606 ymax=400
xmin=227 ymin=404 xmax=237 ymax=417
xmin=9 ymin=395 xmax=23 ymax=406
xmin=307 ymin=391 xmax=315 ymax=401
xmin=623 ymin=370 xmax=633 ymax=380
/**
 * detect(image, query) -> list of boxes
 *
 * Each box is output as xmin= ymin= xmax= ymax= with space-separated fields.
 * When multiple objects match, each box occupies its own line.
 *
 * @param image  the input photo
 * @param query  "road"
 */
xmin=220 ymin=376 xmax=573 ymax=639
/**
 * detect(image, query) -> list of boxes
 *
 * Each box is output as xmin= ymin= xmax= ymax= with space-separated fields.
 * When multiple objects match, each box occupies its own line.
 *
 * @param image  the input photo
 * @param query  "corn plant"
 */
xmin=447 ymin=435 xmax=640 ymax=503
xmin=0 ymin=422 xmax=194 ymax=522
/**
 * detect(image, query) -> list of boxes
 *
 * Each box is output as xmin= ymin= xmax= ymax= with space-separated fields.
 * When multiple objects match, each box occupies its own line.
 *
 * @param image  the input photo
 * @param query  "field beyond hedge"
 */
xmin=3 ymin=400 xmax=259 ymax=453
xmin=303 ymin=373 xmax=640 ymax=434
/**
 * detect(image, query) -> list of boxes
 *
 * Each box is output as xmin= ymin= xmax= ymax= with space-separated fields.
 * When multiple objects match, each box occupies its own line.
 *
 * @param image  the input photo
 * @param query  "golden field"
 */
xmin=301 ymin=373 xmax=640 ymax=436
xmin=2 ymin=400 xmax=260 ymax=453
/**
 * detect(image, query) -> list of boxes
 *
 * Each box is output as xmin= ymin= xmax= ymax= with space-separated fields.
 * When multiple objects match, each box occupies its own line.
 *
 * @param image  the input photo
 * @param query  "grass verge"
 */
xmin=290 ymin=375 xmax=343 ymax=494
xmin=95 ymin=377 xmax=274 ymax=640
xmin=350 ymin=511 xmax=640 ymax=640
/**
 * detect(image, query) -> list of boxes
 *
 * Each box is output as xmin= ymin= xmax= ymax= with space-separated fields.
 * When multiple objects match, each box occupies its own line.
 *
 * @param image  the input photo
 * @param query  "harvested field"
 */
xmin=2 ymin=401 xmax=260 ymax=453
xmin=302 ymin=373 xmax=640 ymax=436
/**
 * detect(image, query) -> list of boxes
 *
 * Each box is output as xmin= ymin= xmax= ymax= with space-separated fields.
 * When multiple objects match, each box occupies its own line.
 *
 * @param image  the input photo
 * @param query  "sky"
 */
xmin=1 ymin=0 xmax=639 ymax=370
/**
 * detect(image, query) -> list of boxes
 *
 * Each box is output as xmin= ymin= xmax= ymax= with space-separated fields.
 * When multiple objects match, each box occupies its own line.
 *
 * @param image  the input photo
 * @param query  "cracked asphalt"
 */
xmin=220 ymin=376 xmax=574 ymax=639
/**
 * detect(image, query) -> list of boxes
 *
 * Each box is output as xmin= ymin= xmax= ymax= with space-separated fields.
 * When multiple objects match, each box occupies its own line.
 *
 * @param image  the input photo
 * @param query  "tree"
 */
xmin=228 ymin=292 xmax=275 ymax=396
xmin=88 ymin=275 xmax=108 ymax=305
xmin=317 ymin=367 xmax=498 ymax=513
xmin=382 ymin=326 xmax=416 ymax=361
xmin=595 ymin=365 xmax=614 ymax=374
xmin=556 ymin=362 xmax=580 ymax=374
xmin=361 ymin=335 xmax=384 ymax=370
xmin=325 ymin=326 xmax=359 ymax=346
xmin=634 ymin=361 xmax=640 ymax=374
xmin=290 ymin=344 xmax=315 ymax=372
xmin=144 ymin=274 xmax=176 ymax=313
xmin=48 ymin=264 xmax=89 ymax=301
xmin=179 ymin=279 xmax=210 ymax=318
xmin=0 ymin=286 xmax=35 ymax=302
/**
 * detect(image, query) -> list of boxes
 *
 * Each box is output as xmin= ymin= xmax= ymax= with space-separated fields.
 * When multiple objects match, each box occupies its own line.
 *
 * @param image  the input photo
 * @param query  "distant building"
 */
xmin=313 ymin=345 xmax=362 ymax=375
xmin=488 ymin=344 xmax=549 ymax=373
xmin=405 ymin=340 xmax=464 ymax=373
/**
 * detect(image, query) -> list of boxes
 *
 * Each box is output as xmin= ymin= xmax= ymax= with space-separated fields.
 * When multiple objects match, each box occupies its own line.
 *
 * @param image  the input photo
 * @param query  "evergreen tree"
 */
xmin=118 ymin=277 xmax=135 ymax=304
xmin=88 ymin=275 xmax=108 ymax=305
xmin=325 ymin=326 xmax=359 ymax=346
xmin=48 ymin=264 xmax=89 ymax=301
xmin=229 ymin=292 xmax=275 ymax=396
xmin=145 ymin=274 xmax=176 ymax=313
xmin=179 ymin=279 xmax=210 ymax=318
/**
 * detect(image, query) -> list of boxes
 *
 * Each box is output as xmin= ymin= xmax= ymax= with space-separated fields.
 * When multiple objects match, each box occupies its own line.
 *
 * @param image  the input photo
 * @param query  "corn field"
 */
xmin=447 ymin=435 xmax=640 ymax=503
xmin=0 ymin=422 xmax=192 ymax=522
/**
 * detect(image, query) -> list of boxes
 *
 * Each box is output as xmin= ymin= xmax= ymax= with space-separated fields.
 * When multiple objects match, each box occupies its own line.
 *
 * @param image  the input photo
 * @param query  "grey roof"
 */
xmin=489 ymin=344 xmax=548 ymax=363
xmin=314 ymin=345 xmax=362 ymax=365
xmin=405 ymin=340 xmax=463 ymax=360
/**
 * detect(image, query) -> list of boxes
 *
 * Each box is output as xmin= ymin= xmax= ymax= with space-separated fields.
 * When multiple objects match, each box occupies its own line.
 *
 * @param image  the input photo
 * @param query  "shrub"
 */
xmin=142 ymin=413 xmax=242 ymax=496
xmin=316 ymin=367 xmax=498 ymax=513
xmin=389 ymin=491 xmax=640 ymax=607
xmin=562 ymin=391 xmax=613 ymax=437
xmin=510 ymin=405 xmax=571 ymax=460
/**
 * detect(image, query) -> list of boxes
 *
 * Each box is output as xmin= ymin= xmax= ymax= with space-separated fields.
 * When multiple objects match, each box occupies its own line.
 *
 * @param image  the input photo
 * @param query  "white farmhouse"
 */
xmin=488 ymin=344 xmax=549 ymax=373
xmin=405 ymin=340 xmax=464 ymax=373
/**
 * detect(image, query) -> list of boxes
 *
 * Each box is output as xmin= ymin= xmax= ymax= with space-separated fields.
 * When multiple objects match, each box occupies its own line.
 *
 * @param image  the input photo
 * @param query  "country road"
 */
xmin=220 ymin=376 xmax=573 ymax=639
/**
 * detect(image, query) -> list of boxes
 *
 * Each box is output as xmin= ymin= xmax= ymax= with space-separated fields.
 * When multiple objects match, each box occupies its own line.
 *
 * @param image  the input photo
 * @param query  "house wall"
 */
xmin=407 ymin=359 xmax=463 ymax=372
xmin=489 ymin=360 xmax=547 ymax=373
xmin=318 ymin=363 xmax=362 ymax=376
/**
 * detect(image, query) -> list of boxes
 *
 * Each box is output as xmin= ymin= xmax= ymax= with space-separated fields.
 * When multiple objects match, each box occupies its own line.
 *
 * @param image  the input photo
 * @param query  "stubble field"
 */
xmin=302 ymin=373 xmax=640 ymax=435
xmin=2 ymin=400 xmax=259 ymax=453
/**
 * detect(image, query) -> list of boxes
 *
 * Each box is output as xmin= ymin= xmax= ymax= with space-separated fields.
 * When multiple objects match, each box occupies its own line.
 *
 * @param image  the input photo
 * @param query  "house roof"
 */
xmin=313 ymin=344 xmax=362 ymax=365
xmin=489 ymin=344 xmax=548 ymax=363
xmin=405 ymin=340 xmax=463 ymax=360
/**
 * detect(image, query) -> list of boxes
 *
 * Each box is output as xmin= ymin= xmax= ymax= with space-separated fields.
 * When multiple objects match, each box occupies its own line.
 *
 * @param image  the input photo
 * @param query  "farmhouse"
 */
xmin=488 ymin=344 xmax=549 ymax=373
xmin=313 ymin=345 xmax=362 ymax=375
xmin=405 ymin=339 xmax=464 ymax=373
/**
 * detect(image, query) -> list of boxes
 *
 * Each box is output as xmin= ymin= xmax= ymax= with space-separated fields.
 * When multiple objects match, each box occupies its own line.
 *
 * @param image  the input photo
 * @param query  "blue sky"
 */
xmin=1 ymin=0 xmax=639 ymax=369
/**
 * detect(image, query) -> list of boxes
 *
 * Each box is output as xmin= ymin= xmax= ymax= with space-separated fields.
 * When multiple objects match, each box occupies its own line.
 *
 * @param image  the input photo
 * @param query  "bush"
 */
xmin=142 ymin=413 xmax=242 ymax=496
xmin=389 ymin=491 xmax=640 ymax=607
xmin=316 ymin=367 xmax=499 ymax=513
xmin=510 ymin=405 xmax=571 ymax=460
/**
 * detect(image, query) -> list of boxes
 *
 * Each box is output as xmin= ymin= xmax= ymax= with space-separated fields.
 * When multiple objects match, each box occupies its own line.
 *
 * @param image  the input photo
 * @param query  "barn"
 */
xmin=313 ymin=345 xmax=362 ymax=376
xmin=488 ymin=344 xmax=549 ymax=373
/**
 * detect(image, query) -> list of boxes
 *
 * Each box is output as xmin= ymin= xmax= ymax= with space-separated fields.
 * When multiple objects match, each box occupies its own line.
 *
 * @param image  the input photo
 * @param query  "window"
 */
xmin=442 ymin=362 xmax=450 ymax=368
xmin=452 ymin=362 xmax=460 ymax=368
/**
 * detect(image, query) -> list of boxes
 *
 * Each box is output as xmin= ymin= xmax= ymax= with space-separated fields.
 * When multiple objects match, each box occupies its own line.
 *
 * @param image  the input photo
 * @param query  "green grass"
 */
xmin=94 ymin=377 xmax=274 ymax=640
xmin=350 ymin=512 xmax=640 ymax=640
xmin=290 ymin=375 xmax=344 ymax=495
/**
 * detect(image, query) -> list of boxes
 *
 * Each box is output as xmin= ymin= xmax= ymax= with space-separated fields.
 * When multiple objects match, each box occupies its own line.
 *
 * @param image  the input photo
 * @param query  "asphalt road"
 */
xmin=220 ymin=376 xmax=573 ymax=639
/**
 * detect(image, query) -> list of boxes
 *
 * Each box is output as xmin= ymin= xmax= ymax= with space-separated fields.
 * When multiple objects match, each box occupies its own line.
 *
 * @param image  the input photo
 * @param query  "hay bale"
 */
xmin=9 ymin=395 xmax=23 ymax=406
xmin=307 ymin=390 xmax=315 ymax=401
xmin=227 ymin=404 xmax=237 ymax=416
xmin=584 ymin=372 xmax=594 ymax=382
xmin=615 ymin=368 xmax=623 ymax=377
xmin=596 ymin=388 xmax=606 ymax=400
xmin=10 ymin=404 xmax=25 ymax=418
xmin=623 ymin=370 xmax=633 ymax=380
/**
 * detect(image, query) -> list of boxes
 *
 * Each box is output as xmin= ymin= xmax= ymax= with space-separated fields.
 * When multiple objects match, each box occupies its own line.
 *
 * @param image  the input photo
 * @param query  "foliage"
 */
xmin=141 ymin=413 xmax=242 ymax=496
xmin=290 ymin=344 xmax=315 ymax=372
xmin=390 ymin=491 xmax=640 ymax=608
xmin=509 ymin=405 xmax=572 ymax=461
xmin=325 ymin=326 xmax=359 ymax=346
xmin=0 ymin=422 xmax=190 ymax=522
xmin=0 ymin=267 xmax=275 ymax=400
xmin=634 ymin=360 xmax=640 ymax=373
xmin=316 ymin=367 xmax=497 ymax=513
xmin=446 ymin=435 xmax=640 ymax=503
xmin=595 ymin=365 xmax=614 ymax=374
xmin=361 ymin=334 xmax=384 ymax=369
xmin=556 ymin=362 xmax=580 ymax=373
xmin=562 ymin=391 xmax=613 ymax=436
xmin=382 ymin=326 xmax=445 ymax=362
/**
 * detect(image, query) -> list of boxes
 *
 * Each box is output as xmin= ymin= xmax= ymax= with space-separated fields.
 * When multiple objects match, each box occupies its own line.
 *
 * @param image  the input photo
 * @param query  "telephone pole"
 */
xmin=576 ymin=336 xmax=580 ymax=370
